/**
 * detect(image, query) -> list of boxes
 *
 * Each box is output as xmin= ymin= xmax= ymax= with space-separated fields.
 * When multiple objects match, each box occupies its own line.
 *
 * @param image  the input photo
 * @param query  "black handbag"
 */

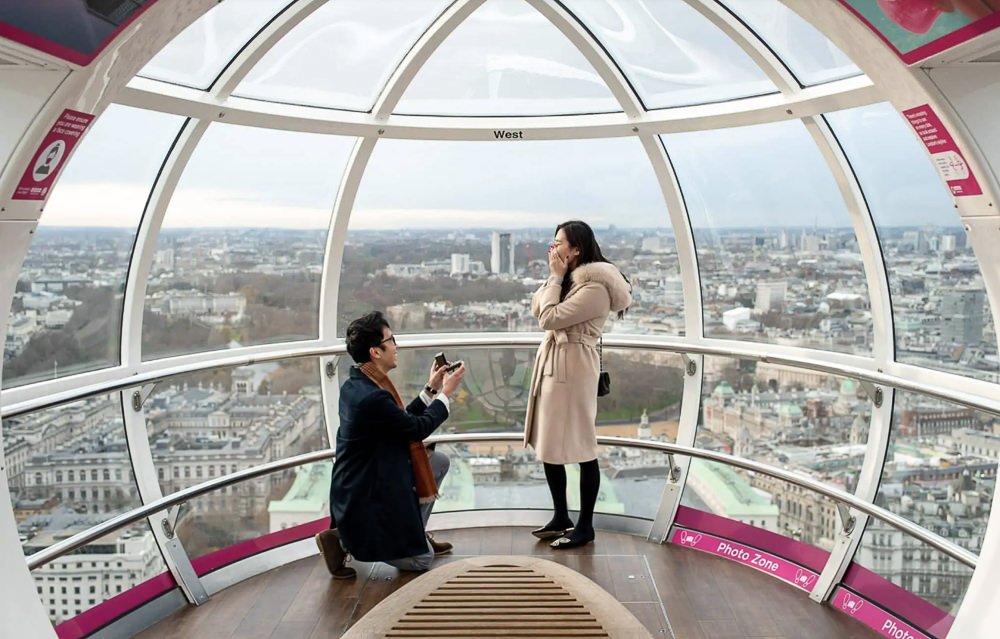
xmin=597 ymin=336 xmax=611 ymax=397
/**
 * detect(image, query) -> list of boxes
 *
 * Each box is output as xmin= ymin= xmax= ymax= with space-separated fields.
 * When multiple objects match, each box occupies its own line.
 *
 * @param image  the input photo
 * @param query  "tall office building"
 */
xmin=491 ymin=231 xmax=514 ymax=275
xmin=450 ymin=253 xmax=470 ymax=275
xmin=940 ymin=288 xmax=985 ymax=344
xmin=754 ymin=281 xmax=787 ymax=313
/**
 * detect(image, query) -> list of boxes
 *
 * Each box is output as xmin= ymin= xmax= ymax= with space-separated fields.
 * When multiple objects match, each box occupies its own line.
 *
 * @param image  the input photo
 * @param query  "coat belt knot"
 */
xmin=539 ymin=330 xmax=598 ymax=384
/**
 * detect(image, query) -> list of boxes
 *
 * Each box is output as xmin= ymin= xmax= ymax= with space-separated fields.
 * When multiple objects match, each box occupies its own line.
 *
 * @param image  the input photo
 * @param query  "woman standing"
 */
xmin=524 ymin=220 xmax=631 ymax=549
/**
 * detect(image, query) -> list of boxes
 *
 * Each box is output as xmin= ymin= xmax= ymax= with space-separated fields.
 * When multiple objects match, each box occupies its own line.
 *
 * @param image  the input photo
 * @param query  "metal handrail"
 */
xmin=4 ymin=333 xmax=1000 ymax=419
xmin=25 ymin=449 xmax=335 ymax=570
xmin=25 ymin=433 xmax=978 ymax=571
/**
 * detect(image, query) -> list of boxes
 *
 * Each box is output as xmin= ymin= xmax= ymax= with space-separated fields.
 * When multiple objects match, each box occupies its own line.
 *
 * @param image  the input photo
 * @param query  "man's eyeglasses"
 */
xmin=380 ymin=335 xmax=396 ymax=346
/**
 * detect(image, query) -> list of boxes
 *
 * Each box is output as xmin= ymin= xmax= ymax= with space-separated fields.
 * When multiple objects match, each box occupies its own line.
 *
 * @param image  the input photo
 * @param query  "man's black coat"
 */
xmin=330 ymin=366 xmax=449 ymax=562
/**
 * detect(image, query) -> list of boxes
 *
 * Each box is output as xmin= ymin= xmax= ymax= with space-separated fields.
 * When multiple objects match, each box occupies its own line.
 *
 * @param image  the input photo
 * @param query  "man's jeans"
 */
xmin=385 ymin=449 xmax=450 ymax=572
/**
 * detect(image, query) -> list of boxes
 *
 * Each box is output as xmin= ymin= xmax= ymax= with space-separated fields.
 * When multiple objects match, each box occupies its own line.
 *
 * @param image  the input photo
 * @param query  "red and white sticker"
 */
xmin=902 ymin=104 xmax=982 ymax=197
xmin=12 ymin=108 xmax=94 ymax=201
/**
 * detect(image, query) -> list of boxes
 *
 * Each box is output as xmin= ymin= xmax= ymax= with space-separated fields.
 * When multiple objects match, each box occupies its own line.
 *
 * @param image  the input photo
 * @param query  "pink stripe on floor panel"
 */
xmin=843 ymin=562 xmax=954 ymax=638
xmin=191 ymin=518 xmax=328 ymax=575
xmin=674 ymin=506 xmax=829 ymax=571
xmin=54 ymin=573 xmax=176 ymax=639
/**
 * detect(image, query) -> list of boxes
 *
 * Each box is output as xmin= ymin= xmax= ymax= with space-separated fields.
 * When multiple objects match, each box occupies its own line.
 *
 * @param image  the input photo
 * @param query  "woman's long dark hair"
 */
xmin=555 ymin=220 xmax=630 ymax=318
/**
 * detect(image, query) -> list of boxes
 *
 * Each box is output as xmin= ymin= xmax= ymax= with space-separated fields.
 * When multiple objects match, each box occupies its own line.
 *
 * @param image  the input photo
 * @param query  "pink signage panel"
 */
xmin=0 ymin=1 xmax=162 ymax=66
xmin=836 ymin=1 xmax=1000 ymax=65
xmin=670 ymin=528 xmax=819 ymax=592
xmin=902 ymin=104 xmax=982 ymax=197
xmin=832 ymin=587 xmax=934 ymax=639
xmin=12 ymin=109 xmax=94 ymax=201
xmin=673 ymin=505 xmax=829 ymax=572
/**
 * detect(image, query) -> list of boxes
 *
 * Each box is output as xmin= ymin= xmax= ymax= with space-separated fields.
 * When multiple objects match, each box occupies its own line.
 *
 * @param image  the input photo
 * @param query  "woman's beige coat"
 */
xmin=524 ymin=262 xmax=632 ymax=464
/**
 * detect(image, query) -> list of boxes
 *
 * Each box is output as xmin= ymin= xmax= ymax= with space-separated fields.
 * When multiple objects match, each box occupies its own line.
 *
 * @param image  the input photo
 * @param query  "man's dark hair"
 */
xmin=345 ymin=311 xmax=390 ymax=363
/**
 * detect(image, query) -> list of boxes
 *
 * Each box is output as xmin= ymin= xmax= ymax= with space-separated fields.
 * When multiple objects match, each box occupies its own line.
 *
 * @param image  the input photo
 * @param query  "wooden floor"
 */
xmin=134 ymin=527 xmax=881 ymax=639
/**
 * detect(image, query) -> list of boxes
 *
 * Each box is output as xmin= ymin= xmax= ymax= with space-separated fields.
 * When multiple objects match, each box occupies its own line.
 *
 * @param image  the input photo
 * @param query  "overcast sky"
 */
xmin=38 ymin=99 xmax=959 ymax=232
xmin=35 ymin=0 xmax=960 ymax=232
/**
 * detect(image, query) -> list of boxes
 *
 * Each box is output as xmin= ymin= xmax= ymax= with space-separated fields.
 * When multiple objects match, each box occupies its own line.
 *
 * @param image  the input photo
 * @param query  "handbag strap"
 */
xmin=599 ymin=335 xmax=603 ymax=370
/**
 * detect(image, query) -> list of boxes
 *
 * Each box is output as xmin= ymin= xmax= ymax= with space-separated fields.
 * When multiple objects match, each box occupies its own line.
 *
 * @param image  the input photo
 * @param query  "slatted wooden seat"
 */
xmin=342 ymin=555 xmax=653 ymax=638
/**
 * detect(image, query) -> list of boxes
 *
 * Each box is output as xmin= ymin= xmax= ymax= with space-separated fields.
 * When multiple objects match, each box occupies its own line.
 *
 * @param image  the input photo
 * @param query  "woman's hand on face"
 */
xmin=548 ymin=245 xmax=568 ymax=278
xmin=428 ymin=360 xmax=446 ymax=391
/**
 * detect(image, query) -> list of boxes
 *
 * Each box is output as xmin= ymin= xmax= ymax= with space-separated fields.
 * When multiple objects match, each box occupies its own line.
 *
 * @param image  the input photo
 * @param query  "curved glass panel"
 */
xmin=395 ymin=0 xmax=619 ymax=116
xmin=721 ymin=0 xmax=861 ymax=86
xmin=3 ymin=394 xmax=161 ymax=626
xmin=145 ymin=358 xmax=326 ymax=558
xmin=138 ymin=0 xmax=291 ymax=89
xmin=342 ymin=137 xmax=676 ymax=335
xmin=234 ymin=0 xmax=451 ymax=111
xmin=663 ymin=121 xmax=872 ymax=354
xmin=332 ymin=346 xmax=684 ymax=518
xmin=141 ymin=125 xmax=355 ymax=360
xmin=177 ymin=466 xmax=324 ymax=563
xmin=827 ymin=104 xmax=997 ymax=381
xmin=4 ymin=106 xmax=185 ymax=388
xmin=851 ymin=390 xmax=997 ymax=635
xmin=563 ymin=0 xmax=777 ymax=109
xmin=30 ymin=522 xmax=164 ymax=628
xmin=689 ymin=357 xmax=872 ymax=548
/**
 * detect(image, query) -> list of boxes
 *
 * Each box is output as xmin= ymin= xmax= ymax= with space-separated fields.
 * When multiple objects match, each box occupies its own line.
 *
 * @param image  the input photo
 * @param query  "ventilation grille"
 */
xmin=386 ymin=563 xmax=610 ymax=637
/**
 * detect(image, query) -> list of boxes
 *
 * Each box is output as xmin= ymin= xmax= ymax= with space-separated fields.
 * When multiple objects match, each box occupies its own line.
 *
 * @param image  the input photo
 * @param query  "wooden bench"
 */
xmin=343 ymin=555 xmax=653 ymax=638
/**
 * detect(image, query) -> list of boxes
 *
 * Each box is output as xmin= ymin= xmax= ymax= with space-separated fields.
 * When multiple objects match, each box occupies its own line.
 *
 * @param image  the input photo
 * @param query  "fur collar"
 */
xmin=570 ymin=262 xmax=632 ymax=313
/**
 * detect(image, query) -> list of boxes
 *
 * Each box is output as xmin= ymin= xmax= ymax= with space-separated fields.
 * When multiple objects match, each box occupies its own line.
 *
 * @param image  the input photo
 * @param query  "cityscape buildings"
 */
xmin=3 ymin=222 xmax=997 ymax=622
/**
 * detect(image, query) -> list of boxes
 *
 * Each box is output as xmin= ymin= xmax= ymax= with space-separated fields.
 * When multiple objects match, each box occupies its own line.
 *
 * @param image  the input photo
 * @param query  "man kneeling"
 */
xmin=316 ymin=311 xmax=464 ymax=577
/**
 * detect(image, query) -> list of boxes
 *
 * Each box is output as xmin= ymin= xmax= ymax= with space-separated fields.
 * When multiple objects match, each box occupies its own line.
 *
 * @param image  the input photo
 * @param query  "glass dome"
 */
xmin=2 ymin=2 xmax=1000 ymax=638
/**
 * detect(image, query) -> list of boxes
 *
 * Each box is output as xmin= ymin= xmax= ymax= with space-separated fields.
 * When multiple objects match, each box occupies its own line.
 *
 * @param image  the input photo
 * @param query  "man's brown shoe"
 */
xmin=316 ymin=529 xmax=356 ymax=579
xmin=426 ymin=532 xmax=452 ymax=556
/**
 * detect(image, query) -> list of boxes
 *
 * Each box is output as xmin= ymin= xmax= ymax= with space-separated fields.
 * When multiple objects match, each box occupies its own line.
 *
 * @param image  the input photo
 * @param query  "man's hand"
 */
xmin=441 ymin=362 xmax=466 ymax=398
xmin=427 ymin=360 xmax=447 ymax=392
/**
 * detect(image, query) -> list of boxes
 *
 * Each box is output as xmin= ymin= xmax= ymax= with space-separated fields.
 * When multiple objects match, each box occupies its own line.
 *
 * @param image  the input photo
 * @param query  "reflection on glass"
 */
xmin=4 ymin=106 xmax=185 ymax=388
xmin=139 ymin=0 xmax=291 ymax=89
xmin=3 ymin=394 xmax=155 ymax=626
xmin=235 ymin=0 xmax=451 ymax=111
xmin=145 ymin=359 xmax=326 ymax=558
xmin=826 ymin=104 xmax=997 ymax=381
xmin=854 ymin=390 xmax=995 ymax=615
xmin=141 ymin=124 xmax=355 ymax=360
xmin=396 ymin=0 xmax=619 ymax=115
xmin=344 ymin=137 xmax=678 ymax=335
xmin=564 ymin=0 xmax=776 ymax=108
xmin=663 ymin=121 xmax=873 ymax=354
xmin=688 ymin=358 xmax=872 ymax=548
xmin=722 ymin=0 xmax=861 ymax=86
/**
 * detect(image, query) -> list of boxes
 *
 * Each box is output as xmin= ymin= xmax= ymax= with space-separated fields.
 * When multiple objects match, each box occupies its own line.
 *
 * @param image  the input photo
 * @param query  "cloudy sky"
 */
xmin=36 ymin=0 xmax=959 ymax=232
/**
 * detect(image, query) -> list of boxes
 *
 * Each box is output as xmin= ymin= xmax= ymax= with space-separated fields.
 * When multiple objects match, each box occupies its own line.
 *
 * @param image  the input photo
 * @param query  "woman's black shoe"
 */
xmin=531 ymin=519 xmax=574 ymax=540
xmin=550 ymin=529 xmax=595 ymax=550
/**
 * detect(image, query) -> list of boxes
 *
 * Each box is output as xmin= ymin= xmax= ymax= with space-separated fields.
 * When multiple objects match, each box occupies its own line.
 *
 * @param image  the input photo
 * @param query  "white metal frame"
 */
xmin=687 ymin=0 xmax=903 ymax=600
xmin=117 ymin=73 xmax=879 ymax=140
xmin=3 ymin=0 xmax=1000 ymax=637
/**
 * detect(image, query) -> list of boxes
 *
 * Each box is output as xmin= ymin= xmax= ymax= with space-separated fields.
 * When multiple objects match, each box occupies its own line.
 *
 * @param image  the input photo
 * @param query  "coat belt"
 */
xmin=539 ymin=330 xmax=598 ymax=384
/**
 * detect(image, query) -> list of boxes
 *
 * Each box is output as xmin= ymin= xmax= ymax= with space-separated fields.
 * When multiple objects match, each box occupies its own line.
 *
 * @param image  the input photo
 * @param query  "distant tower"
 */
xmin=232 ymin=368 xmax=254 ymax=396
xmin=850 ymin=413 xmax=868 ymax=446
xmin=491 ymin=231 xmax=514 ymax=275
xmin=735 ymin=425 xmax=753 ymax=458
xmin=638 ymin=408 xmax=651 ymax=439
xmin=450 ymin=253 xmax=470 ymax=276
xmin=939 ymin=288 xmax=985 ymax=344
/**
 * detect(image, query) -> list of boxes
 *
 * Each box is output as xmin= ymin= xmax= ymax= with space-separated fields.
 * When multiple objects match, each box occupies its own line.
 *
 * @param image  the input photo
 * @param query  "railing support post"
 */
xmin=648 ymin=353 xmax=703 ymax=543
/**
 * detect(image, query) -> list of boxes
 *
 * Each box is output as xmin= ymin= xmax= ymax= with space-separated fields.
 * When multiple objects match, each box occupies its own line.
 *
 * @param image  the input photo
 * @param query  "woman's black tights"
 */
xmin=542 ymin=459 xmax=600 ymax=535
